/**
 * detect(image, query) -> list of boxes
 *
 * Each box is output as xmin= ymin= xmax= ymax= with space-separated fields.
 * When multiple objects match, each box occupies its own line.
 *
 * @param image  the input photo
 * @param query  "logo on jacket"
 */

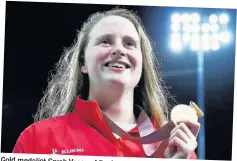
xmin=52 ymin=148 xmax=58 ymax=154
xmin=51 ymin=148 xmax=84 ymax=154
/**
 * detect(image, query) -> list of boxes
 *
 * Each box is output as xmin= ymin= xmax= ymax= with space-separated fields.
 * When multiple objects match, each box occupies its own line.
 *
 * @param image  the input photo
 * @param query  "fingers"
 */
xmin=177 ymin=120 xmax=201 ymax=137
xmin=171 ymin=122 xmax=196 ymax=141
xmin=168 ymin=136 xmax=187 ymax=155
xmin=170 ymin=128 xmax=190 ymax=144
xmin=167 ymin=122 xmax=198 ymax=158
xmin=165 ymin=109 xmax=201 ymax=159
xmin=168 ymin=136 xmax=187 ymax=154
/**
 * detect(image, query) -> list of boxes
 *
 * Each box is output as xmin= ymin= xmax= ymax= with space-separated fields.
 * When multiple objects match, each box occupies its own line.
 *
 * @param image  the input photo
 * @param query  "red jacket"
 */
xmin=13 ymin=97 xmax=197 ymax=159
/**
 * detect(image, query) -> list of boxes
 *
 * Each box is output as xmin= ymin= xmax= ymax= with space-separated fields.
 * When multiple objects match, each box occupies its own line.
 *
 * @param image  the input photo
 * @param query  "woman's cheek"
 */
xmin=128 ymin=51 xmax=143 ymax=70
xmin=87 ymin=47 xmax=110 ymax=69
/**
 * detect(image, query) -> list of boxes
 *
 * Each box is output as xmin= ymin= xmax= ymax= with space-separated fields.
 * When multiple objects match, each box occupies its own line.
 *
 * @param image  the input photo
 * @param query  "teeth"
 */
xmin=108 ymin=62 xmax=126 ymax=68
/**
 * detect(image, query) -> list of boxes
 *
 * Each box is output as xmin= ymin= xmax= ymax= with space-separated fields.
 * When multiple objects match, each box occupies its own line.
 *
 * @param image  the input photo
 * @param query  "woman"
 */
xmin=13 ymin=8 xmax=200 ymax=159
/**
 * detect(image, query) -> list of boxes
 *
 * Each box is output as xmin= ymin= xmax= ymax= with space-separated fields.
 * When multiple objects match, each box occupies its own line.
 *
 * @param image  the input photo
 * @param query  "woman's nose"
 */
xmin=111 ymin=43 xmax=126 ymax=57
xmin=111 ymin=50 xmax=126 ymax=57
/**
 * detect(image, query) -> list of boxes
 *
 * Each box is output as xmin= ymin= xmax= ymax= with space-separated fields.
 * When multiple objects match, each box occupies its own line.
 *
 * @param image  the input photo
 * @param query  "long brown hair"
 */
xmin=34 ymin=8 xmax=173 ymax=127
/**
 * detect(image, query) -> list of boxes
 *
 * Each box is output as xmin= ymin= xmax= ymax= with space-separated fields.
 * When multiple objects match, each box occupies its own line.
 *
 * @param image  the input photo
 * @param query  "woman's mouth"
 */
xmin=103 ymin=61 xmax=131 ymax=72
xmin=104 ymin=61 xmax=131 ymax=69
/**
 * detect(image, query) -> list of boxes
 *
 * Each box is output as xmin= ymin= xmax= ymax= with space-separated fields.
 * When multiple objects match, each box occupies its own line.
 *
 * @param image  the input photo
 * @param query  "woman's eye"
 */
xmin=125 ymin=42 xmax=135 ymax=47
xmin=101 ymin=39 xmax=110 ymax=44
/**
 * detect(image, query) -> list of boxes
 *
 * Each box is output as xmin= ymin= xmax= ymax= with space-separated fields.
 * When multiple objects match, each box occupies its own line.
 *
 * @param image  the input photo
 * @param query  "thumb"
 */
xmin=164 ymin=147 xmax=177 ymax=158
xmin=172 ymin=152 xmax=186 ymax=159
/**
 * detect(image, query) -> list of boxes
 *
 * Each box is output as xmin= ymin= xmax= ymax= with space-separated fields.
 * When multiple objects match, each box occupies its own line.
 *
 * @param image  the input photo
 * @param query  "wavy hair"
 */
xmin=34 ymin=8 xmax=173 ymax=127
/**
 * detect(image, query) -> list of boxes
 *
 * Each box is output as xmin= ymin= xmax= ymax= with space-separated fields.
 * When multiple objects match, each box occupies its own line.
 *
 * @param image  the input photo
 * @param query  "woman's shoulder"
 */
xmin=19 ymin=111 xmax=83 ymax=137
xmin=13 ymin=111 xmax=88 ymax=153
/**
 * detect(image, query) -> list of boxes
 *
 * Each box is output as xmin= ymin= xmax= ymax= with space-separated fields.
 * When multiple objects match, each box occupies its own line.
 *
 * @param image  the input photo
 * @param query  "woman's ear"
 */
xmin=81 ymin=65 xmax=88 ymax=74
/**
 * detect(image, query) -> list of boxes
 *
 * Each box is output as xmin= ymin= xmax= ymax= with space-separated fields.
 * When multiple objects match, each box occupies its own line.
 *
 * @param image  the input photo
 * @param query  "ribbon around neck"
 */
xmin=102 ymin=106 xmax=176 ymax=157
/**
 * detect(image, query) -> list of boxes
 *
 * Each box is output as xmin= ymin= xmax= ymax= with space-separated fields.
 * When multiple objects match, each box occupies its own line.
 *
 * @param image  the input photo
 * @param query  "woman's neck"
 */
xmin=88 ymin=86 xmax=136 ymax=124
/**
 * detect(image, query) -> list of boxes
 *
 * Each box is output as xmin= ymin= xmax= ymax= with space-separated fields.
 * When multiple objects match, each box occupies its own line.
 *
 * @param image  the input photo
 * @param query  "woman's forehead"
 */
xmin=89 ymin=15 xmax=140 ymax=41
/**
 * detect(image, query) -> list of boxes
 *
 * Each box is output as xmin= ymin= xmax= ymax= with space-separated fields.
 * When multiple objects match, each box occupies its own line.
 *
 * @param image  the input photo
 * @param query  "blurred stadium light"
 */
xmin=169 ymin=12 xmax=231 ymax=159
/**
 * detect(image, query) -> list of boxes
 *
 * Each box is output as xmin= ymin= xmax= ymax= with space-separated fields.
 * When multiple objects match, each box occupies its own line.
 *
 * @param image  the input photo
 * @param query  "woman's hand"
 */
xmin=164 ymin=120 xmax=200 ymax=159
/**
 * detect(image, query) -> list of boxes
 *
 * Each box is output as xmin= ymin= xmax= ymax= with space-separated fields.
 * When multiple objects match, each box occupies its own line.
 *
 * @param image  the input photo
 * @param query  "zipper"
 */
xmin=116 ymin=138 xmax=124 ymax=157
xmin=95 ymin=106 xmax=123 ymax=157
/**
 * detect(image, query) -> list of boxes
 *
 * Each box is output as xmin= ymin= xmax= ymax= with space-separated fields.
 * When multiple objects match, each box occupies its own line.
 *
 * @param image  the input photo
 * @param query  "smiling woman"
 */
xmin=12 ymin=8 xmax=200 ymax=159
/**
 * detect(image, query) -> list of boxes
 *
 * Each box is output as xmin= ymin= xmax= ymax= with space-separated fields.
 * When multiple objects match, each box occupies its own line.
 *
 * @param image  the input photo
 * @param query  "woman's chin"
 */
xmin=102 ymin=78 xmax=130 ymax=89
xmin=99 ymin=74 xmax=138 ymax=89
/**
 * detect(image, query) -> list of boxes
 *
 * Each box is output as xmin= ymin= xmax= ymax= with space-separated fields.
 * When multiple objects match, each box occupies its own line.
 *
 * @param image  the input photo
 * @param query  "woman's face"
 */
xmin=81 ymin=15 xmax=143 ymax=90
